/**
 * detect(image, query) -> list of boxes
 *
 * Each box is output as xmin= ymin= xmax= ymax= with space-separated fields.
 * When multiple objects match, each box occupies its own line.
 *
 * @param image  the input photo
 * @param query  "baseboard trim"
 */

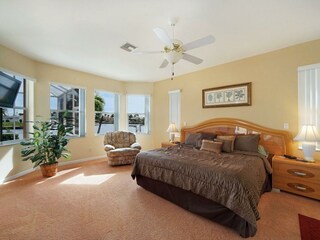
xmin=0 ymin=155 xmax=106 ymax=184
xmin=58 ymin=155 xmax=105 ymax=166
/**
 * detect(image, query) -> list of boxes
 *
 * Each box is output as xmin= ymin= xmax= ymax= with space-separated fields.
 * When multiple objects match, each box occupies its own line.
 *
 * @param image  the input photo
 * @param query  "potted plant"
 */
xmin=20 ymin=119 xmax=73 ymax=177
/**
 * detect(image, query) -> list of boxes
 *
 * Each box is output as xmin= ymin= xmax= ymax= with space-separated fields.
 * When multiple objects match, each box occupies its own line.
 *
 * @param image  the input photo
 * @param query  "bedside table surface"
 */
xmin=272 ymin=155 xmax=320 ymax=168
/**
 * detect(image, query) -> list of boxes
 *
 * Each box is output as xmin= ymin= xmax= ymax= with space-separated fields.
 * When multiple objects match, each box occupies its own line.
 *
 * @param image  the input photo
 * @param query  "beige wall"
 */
xmin=153 ymin=39 xmax=320 ymax=159
xmin=0 ymin=46 xmax=155 ymax=181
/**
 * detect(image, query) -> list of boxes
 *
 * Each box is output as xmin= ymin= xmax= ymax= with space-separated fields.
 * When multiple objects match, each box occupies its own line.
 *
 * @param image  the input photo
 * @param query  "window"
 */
xmin=168 ymin=90 xmax=181 ymax=136
xmin=297 ymin=63 xmax=320 ymax=149
xmin=127 ymin=95 xmax=150 ymax=134
xmin=0 ymin=71 xmax=30 ymax=145
xmin=94 ymin=90 xmax=119 ymax=134
xmin=50 ymin=84 xmax=85 ymax=137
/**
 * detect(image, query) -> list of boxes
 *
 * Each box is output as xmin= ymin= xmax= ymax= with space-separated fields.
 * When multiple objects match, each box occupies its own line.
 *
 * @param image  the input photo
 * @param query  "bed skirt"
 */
xmin=136 ymin=175 xmax=258 ymax=238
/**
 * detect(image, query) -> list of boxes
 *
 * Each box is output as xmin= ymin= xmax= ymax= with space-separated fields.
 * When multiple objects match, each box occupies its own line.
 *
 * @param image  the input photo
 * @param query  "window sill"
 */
xmin=0 ymin=140 xmax=22 ymax=147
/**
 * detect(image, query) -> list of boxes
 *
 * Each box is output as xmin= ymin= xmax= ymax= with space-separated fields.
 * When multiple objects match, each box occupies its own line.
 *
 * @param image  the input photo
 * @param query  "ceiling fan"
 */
xmin=132 ymin=18 xmax=215 ymax=79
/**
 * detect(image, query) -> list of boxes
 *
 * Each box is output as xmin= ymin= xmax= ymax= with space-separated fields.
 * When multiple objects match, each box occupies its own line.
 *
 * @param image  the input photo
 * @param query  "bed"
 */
xmin=131 ymin=118 xmax=293 ymax=238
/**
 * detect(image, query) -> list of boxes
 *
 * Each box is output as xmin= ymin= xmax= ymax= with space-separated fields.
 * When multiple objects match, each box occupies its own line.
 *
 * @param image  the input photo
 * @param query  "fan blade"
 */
xmin=183 ymin=35 xmax=215 ymax=51
xmin=153 ymin=27 xmax=173 ymax=46
xmin=132 ymin=49 xmax=163 ymax=54
xmin=159 ymin=59 xmax=169 ymax=68
xmin=182 ymin=53 xmax=203 ymax=64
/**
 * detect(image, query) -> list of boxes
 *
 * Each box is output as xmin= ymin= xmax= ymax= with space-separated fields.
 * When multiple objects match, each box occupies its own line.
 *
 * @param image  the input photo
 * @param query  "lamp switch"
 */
xmin=284 ymin=123 xmax=289 ymax=129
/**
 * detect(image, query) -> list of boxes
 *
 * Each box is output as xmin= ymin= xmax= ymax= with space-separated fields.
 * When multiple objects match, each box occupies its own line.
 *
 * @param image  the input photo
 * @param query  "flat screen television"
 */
xmin=0 ymin=71 xmax=22 ymax=108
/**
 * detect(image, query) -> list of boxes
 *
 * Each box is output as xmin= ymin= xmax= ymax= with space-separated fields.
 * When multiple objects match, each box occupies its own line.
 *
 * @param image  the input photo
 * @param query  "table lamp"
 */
xmin=166 ymin=123 xmax=179 ymax=142
xmin=294 ymin=124 xmax=320 ymax=162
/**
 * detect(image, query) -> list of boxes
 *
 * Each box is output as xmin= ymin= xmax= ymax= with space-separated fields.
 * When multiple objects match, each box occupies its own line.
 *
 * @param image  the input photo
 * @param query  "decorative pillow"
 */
xmin=185 ymin=133 xmax=202 ymax=147
xmin=195 ymin=132 xmax=218 ymax=149
xmin=199 ymin=132 xmax=217 ymax=141
xmin=258 ymin=144 xmax=268 ymax=157
xmin=200 ymin=140 xmax=222 ymax=154
xmin=234 ymin=134 xmax=260 ymax=152
xmin=214 ymin=139 xmax=233 ymax=153
xmin=216 ymin=135 xmax=236 ymax=152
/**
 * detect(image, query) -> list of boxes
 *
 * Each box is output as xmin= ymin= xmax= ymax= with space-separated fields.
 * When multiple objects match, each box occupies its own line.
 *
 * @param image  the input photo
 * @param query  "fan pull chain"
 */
xmin=171 ymin=64 xmax=175 ymax=80
xmin=172 ymin=23 xmax=175 ymax=40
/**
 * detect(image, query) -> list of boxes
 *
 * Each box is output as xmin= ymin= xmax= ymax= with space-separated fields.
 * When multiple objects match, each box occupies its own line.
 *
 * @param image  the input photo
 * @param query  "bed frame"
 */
xmin=136 ymin=118 xmax=293 ymax=238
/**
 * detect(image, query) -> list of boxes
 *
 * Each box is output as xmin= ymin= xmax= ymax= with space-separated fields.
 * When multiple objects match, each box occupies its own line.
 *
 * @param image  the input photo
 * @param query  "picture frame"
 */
xmin=202 ymin=82 xmax=252 ymax=108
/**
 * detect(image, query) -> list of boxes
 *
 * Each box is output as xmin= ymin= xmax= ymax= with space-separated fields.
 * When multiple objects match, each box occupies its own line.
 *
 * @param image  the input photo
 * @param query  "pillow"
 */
xmin=185 ymin=132 xmax=217 ymax=148
xmin=200 ymin=140 xmax=222 ymax=154
xmin=185 ymin=133 xmax=202 ymax=147
xmin=214 ymin=139 xmax=233 ymax=153
xmin=234 ymin=134 xmax=260 ymax=152
xmin=196 ymin=132 xmax=217 ymax=148
xmin=216 ymin=135 xmax=236 ymax=152
xmin=199 ymin=132 xmax=217 ymax=141
xmin=258 ymin=144 xmax=268 ymax=157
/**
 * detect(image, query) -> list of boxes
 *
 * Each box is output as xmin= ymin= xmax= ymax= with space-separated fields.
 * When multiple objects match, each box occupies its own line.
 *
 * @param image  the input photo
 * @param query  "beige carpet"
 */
xmin=1 ymin=159 xmax=319 ymax=240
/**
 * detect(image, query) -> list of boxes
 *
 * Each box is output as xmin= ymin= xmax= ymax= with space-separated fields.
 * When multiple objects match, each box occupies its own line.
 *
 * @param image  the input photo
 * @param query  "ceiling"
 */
xmin=0 ymin=0 xmax=320 ymax=82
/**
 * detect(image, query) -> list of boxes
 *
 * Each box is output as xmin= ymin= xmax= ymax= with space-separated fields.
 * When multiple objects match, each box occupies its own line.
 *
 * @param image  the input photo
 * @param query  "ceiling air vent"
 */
xmin=120 ymin=42 xmax=137 ymax=52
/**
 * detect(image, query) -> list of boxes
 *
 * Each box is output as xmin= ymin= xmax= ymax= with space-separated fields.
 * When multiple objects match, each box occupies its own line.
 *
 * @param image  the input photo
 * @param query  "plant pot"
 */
xmin=40 ymin=162 xmax=58 ymax=178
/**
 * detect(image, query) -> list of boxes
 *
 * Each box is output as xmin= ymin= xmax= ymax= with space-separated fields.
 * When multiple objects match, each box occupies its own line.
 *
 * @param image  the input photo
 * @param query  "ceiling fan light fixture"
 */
xmin=165 ymin=51 xmax=183 ymax=64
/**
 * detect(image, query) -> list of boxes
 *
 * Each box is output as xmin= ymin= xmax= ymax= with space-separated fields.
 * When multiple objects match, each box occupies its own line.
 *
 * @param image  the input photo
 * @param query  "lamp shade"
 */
xmin=166 ymin=123 xmax=178 ymax=133
xmin=294 ymin=125 xmax=320 ymax=142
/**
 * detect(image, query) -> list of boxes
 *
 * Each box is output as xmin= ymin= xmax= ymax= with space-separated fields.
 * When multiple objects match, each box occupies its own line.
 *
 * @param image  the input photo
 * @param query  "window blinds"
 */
xmin=298 ymin=63 xmax=320 ymax=148
xmin=168 ymin=90 xmax=181 ymax=136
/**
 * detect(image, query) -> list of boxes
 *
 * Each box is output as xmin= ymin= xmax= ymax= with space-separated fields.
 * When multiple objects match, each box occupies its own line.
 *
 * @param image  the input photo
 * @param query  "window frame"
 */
xmin=0 ymin=71 xmax=30 ymax=146
xmin=168 ymin=89 xmax=181 ymax=137
xmin=297 ymin=63 xmax=320 ymax=150
xmin=50 ymin=82 xmax=86 ymax=138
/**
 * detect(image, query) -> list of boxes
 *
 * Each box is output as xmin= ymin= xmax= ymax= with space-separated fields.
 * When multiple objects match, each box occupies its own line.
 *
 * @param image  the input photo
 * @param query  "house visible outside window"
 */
xmin=297 ymin=63 xmax=320 ymax=149
xmin=127 ymin=95 xmax=150 ymax=134
xmin=50 ymin=84 xmax=85 ymax=137
xmin=0 ymin=71 xmax=30 ymax=145
xmin=168 ymin=89 xmax=181 ymax=137
xmin=94 ymin=90 xmax=119 ymax=134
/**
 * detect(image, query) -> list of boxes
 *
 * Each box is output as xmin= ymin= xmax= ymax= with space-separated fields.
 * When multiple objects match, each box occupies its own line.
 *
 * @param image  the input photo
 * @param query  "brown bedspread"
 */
xmin=131 ymin=145 xmax=272 ymax=229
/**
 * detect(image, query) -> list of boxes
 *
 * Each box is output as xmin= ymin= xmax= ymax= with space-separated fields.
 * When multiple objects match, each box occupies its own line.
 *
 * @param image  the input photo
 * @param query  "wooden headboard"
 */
xmin=180 ymin=118 xmax=293 ymax=155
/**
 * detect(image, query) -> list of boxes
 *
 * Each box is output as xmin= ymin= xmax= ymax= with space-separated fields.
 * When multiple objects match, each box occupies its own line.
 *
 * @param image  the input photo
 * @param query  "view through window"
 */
xmin=50 ymin=84 xmax=85 ymax=137
xmin=94 ymin=90 xmax=119 ymax=134
xmin=0 ymin=71 xmax=28 ymax=144
xmin=127 ymin=95 xmax=150 ymax=134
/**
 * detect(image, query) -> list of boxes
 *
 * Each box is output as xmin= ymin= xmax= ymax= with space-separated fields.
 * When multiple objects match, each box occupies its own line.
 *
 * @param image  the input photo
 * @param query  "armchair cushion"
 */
xmin=104 ymin=144 xmax=115 ymax=152
xmin=107 ymin=148 xmax=140 ymax=157
xmin=130 ymin=142 xmax=142 ymax=150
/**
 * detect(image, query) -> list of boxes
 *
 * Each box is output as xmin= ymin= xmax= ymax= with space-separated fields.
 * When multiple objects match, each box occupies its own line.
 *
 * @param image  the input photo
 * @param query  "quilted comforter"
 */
xmin=131 ymin=144 xmax=272 ymax=229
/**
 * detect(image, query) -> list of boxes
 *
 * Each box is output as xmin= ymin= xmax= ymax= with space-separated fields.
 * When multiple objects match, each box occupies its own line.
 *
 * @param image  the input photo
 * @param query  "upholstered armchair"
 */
xmin=103 ymin=131 xmax=141 ymax=166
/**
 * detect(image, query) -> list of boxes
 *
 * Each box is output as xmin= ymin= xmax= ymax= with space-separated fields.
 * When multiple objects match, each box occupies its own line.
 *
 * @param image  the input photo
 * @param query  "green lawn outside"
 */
xmin=2 ymin=122 xmax=24 ymax=129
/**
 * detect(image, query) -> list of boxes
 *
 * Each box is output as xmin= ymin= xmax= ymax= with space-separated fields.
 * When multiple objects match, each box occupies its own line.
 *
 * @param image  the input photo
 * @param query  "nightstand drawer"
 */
xmin=273 ymin=175 xmax=320 ymax=200
xmin=275 ymin=163 xmax=320 ymax=184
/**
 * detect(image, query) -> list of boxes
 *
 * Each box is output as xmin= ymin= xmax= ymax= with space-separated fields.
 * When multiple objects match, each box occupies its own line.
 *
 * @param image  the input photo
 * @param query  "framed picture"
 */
xmin=202 ymin=82 xmax=251 ymax=108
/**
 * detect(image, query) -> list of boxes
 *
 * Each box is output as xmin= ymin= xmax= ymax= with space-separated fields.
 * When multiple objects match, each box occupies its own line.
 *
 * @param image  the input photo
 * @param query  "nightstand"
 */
xmin=161 ymin=142 xmax=178 ymax=148
xmin=272 ymin=155 xmax=320 ymax=200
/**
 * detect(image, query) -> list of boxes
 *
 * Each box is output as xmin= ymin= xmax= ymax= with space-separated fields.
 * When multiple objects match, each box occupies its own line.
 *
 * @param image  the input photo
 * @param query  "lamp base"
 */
xmin=302 ymin=142 xmax=316 ymax=162
xmin=169 ymin=133 xmax=175 ymax=143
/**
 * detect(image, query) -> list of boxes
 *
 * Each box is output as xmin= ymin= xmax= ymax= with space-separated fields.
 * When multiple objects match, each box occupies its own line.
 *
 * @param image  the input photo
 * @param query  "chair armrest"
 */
xmin=104 ymin=144 xmax=115 ymax=152
xmin=130 ymin=143 xmax=141 ymax=150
